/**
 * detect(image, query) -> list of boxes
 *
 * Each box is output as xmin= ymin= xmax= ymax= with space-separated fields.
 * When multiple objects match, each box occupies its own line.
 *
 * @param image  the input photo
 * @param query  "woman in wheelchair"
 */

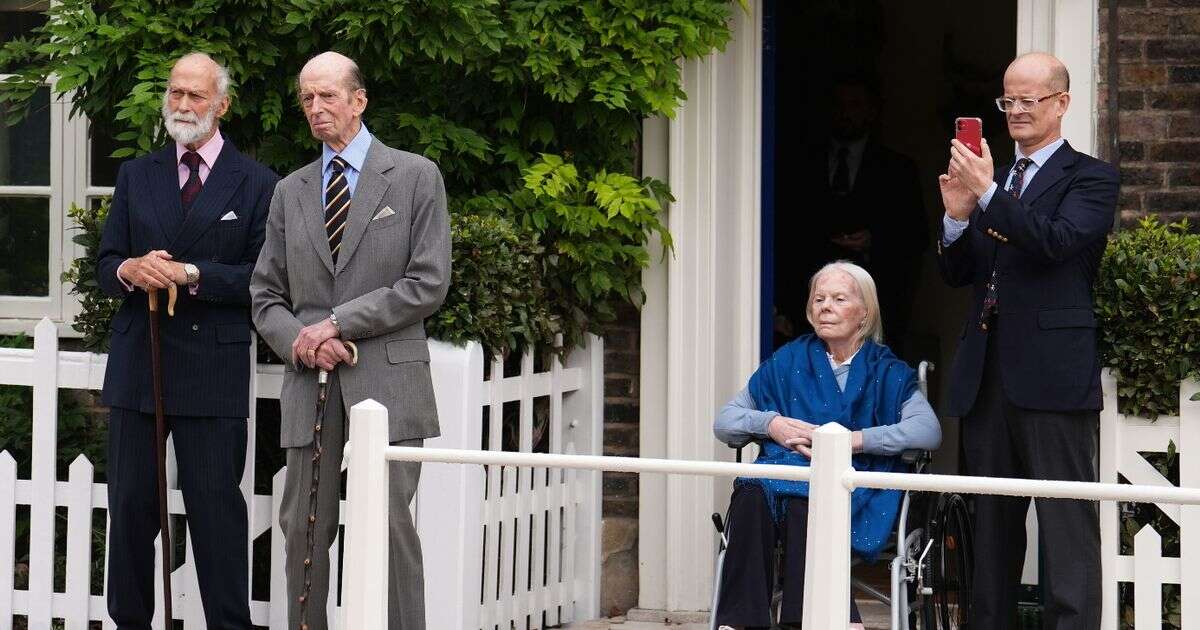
xmin=712 ymin=262 xmax=942 ymax=630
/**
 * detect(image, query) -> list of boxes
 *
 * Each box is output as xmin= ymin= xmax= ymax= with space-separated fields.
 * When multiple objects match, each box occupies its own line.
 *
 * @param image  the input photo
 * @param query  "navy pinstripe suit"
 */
xmin=97 ymin=138 xmax=277 ymax=629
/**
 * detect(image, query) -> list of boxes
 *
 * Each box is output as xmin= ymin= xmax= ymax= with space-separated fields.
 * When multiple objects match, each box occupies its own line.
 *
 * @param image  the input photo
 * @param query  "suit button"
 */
xmin=191 ymin=324 xmax=199 ymax=332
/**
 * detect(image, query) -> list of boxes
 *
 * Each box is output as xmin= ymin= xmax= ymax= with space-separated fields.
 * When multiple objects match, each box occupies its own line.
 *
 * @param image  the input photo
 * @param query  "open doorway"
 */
xmin=762 ymin=0 xmax=1018 ymax=475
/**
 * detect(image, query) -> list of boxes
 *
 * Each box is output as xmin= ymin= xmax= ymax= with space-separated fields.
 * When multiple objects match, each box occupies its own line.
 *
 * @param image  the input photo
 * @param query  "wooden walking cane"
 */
xmin=147 ymin=283 xmax=177 ymax=626
xmin=298 ymin=340 xmax=358 ymax=630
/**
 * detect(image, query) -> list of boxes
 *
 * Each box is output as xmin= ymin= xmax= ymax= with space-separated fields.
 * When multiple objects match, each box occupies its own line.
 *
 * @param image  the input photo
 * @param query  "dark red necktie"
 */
xmin=978 ymin=158 xmax=1035 ymax=332
xmin=180 ymin=151 xmax=203 ymax=214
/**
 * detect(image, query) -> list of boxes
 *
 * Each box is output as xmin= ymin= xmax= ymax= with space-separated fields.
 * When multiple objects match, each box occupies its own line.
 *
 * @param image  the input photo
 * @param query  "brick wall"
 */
xmin=599 ymin=302 xmax=640 ymax=616
xmin=1098 ymin=0 xmax=1200 ymax=227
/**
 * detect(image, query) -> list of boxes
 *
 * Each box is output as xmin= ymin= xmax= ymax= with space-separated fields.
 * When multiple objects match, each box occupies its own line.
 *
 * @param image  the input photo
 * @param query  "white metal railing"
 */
xmin=339 ymin=397 xmax=1200 ymax=629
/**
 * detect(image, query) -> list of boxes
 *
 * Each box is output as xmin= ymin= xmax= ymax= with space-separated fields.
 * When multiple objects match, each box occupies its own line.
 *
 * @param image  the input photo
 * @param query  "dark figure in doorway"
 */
xmin=775 ymin=76 xmax=928 ymax=356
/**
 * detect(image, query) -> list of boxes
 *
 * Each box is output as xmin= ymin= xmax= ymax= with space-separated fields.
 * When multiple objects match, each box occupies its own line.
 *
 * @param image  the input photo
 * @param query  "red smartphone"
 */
xmin=955 ymin=117 xmax=983 ymax=156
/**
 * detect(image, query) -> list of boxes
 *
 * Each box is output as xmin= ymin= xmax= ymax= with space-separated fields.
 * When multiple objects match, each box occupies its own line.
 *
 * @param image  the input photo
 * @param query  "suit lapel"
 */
xmin=297 ymin=160 xmax=335 ymax=275
xmin=148 ymin=146 xmax=184 ymax=245
xmin=170 ymin=141 xmax=246 ymax=255
xmin=1018 ymin=141 xmax=1077 ymax=205
xmin=334 ymin=140 xmax=394 ymax=276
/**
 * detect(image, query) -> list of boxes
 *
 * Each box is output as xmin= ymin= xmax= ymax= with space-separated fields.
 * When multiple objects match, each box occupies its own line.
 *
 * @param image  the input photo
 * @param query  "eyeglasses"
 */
xmin=994 ymin=92 xmax=1065 ymax=113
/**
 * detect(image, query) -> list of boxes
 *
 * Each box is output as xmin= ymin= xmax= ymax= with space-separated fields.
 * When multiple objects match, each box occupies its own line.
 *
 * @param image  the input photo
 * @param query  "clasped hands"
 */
xmin=119 ymin=250 xmax=188 ymax=291
xmin=767 ymin=415 xmax=863 ymax=458
xmin=292 ymin=318 xmax=353 ymax=371
xmin=938 ymin=138 xmax=995 ymax=222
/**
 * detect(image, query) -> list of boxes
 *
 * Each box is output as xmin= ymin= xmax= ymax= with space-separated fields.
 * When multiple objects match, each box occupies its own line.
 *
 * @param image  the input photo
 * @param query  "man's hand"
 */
xmin=119 ymin=250 xmax=180 ymax=290
xmin=948 ymin=138 xmax=995 ymax=198
xmin=938 ymin=173 xmax=978 ymax=222
xmin=312 ymin=338 xmax=354 ymax=371
xmin=830 ymin=229 xmax=871 ymax=253
xmin=292 ymin=318 xmax=340 ymax=368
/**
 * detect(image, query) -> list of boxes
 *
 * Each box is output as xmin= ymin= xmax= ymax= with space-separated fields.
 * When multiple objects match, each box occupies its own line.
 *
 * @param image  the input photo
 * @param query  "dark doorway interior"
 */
xmin=762 ymin=0 xmax=1018 ymax=475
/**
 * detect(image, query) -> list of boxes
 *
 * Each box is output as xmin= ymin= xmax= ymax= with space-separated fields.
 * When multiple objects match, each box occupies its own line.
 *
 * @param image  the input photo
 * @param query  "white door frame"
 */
xmin=636 ymin=0 xmax=1099 ymax=614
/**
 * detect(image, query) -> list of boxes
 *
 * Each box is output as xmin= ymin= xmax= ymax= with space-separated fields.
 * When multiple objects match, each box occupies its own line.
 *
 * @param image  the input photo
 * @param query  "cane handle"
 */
xmin=146 ymin=284 xmax=177 ymax=316
xmin=344 ymin=341 xmax=358 ymax=367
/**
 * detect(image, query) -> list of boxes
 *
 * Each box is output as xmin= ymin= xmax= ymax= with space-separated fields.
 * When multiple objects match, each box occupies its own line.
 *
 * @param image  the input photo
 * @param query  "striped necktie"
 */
xmin=325 ymin=156 xmax=351 ymax=263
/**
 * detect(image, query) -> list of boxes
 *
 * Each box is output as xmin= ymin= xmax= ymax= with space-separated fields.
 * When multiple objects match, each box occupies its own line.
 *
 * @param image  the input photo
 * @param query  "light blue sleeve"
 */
xmin=942 ymin=214 xmax=969 ymax=246
xmin=860 ymin=390 xmax=942 ymax=456
xmin=713 ymin=387 xmax=777 ymax=448
xmin=977 ymin=181 xmax=998 ymax=211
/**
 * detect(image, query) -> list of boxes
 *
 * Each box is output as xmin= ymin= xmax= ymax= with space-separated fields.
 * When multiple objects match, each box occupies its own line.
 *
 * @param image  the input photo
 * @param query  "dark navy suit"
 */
xmin=97 ymin=139 xmax=277 ymax=629
xmin=938 ymin=140 xmax=1118 ymax=630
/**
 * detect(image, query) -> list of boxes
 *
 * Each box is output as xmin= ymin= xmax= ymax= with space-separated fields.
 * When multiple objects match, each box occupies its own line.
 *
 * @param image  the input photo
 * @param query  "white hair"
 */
xmin=805 ymin=260 xmax=884 ymax=345
xmin=174 ymin=52 xmax=231 ymax=99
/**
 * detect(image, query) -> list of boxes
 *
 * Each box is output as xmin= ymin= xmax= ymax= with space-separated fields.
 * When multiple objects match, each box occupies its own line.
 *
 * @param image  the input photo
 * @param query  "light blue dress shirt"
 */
xmin=942 ymin=137 xmax=1066 ymax=245
xmin=321 ymin=122 xmax=373 ymax=197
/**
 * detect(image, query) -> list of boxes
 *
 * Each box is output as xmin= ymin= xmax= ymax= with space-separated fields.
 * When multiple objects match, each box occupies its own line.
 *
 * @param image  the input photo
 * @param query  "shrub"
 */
xmin=1094 ymin=216 xmax=1200 ymax=418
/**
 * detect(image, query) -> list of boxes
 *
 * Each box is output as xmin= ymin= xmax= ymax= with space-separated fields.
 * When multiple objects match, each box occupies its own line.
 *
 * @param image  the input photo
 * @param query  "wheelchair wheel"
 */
xmin=908 ymin=492 xmax=973 ymax=629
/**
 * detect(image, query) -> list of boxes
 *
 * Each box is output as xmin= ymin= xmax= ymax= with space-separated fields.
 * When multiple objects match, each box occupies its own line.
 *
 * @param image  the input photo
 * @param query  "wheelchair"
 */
xmin=709 ymin=361 xmax=974 ymax=629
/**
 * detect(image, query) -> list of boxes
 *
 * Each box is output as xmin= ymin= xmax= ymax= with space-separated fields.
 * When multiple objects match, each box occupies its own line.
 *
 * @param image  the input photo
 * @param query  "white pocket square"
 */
xmin=372 ymin=206 xmax=395 ymax=220
xmin=219 ymin=211 xmax=238 ymax=221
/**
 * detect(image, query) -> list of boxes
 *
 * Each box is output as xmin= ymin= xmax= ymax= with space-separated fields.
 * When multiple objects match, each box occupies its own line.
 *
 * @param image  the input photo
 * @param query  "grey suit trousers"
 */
xmin=279 ymin=375 xmax=425 ymax=630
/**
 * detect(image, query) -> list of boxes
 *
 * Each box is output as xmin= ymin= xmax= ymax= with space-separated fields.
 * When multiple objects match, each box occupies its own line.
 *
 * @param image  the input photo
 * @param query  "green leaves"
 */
xmin=1096 ymin=217 xmax=1200 ymax=419
xmin=2 ymin=0 xmax=735 ymax=356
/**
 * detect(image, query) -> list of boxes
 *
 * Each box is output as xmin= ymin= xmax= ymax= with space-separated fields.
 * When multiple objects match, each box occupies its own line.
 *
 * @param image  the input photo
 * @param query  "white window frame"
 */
xmin=0 ymin=74 xmax=66 ymax=331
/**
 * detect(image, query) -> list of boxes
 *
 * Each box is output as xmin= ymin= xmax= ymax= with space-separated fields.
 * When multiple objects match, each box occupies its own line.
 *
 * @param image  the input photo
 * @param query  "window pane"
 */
xmin=0 ymin=1 xmax=48 ymax=48
xmin=0 ymin=85 xmax=51 ymax=185
xmin=89 ymin=122 xmax=122 ymax=188
xmin=0 ymin=196 xmax=50 ymax=296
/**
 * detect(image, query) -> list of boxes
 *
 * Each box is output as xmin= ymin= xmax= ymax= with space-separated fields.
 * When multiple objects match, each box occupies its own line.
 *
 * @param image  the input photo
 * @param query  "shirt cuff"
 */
xmin=115 ymin=259 xmax=135 ymax=293
xmin=187 ymin=282 xmax=199 ymax=296
xmin=977 ymin=182 xmax=998 ymax=211
xmin=941 ymin=214 xmax=969 ymax=246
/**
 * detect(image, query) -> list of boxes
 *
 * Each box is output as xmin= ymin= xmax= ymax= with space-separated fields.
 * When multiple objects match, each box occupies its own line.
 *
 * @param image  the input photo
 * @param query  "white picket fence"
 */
xmin=1100 ymin=370 xmax=1200 ymax=629
xmin=0 ymin=318 xmax=603 ymax=629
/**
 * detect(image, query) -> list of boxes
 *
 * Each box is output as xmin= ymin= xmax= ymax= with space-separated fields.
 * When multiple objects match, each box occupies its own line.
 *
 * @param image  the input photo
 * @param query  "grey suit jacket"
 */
xmin=251 ymin=139 xmax=450 ymax=447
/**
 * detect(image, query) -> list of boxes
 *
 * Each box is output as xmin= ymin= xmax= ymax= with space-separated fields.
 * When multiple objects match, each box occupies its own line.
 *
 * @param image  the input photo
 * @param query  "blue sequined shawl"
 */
xmin=740 ymin=334 xmax=917 ymax=560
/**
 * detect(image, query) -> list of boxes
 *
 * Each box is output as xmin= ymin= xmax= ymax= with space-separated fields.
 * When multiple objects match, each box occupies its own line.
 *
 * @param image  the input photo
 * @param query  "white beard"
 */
xmin=161 ymin=95 xmax=217 ymax=147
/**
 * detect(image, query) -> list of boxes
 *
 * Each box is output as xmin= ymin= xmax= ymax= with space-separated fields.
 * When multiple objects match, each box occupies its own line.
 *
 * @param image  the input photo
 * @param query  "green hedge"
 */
xmin=1094 ymin=217 xmax=1200 ymax=419
xmin=4 ymin=0 xmax=734 ymax=355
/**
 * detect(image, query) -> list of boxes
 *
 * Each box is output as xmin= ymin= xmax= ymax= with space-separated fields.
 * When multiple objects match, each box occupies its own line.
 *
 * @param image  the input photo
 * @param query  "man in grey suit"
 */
xmin=250 ymin=51 xmax=450 ymax=630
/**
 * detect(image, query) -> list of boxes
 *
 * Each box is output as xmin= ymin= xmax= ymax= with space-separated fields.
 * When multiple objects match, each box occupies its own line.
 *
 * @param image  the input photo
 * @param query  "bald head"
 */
xmin=298 ymin=51 xmax=365 ymax=95
xmin=297 ymin=51 xmax=368 ymax=152
xmin=1007 ymin=52 xmax=1070 ymax=93
xmin=1001 ymin=52 xmax=1071 ymax=152
xmin=172 ymin=52 xmax=230 ymax=99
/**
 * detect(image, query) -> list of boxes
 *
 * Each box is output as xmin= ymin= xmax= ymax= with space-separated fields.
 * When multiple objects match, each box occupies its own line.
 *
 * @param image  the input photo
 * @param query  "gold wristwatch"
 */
xmin=184 ymin=263 xmax=199 ymax=285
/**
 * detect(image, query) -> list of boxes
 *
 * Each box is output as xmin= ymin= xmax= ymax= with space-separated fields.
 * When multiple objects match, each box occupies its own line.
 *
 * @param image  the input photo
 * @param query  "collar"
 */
xmin=826 ymin=347 xmax=861 ymax=369
xmin=830 ymin=136 xmax=868 ymax=159
xmin=1016 ymin=137 xmax=1065 ymax=168
xmin=322 ymin=122 xmax=372 ymax=174
xmin=176 ymin=130 xmax=224 ymax=167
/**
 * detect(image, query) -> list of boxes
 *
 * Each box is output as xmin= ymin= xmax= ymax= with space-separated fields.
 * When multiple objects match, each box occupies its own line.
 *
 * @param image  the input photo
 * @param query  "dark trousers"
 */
xmin=963 ymin=333 xmax=1101 ymax=630
xmin=714 ymin=485 xmax=862 ymax=628
xmin=106 ymin=407 xmax=251 ymax=630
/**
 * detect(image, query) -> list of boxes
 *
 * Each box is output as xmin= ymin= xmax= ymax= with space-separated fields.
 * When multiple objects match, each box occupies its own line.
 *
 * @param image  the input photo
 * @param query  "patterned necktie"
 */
xmin=180 ymin=151 xmax=203 ymax=214
xmin=325 ymin=156 xmax=351 ymax=263
xmin=1007 ymin=158 xmax=1034 ymax=199
xmin=978 ymin=158 xmax=1035 ymax=332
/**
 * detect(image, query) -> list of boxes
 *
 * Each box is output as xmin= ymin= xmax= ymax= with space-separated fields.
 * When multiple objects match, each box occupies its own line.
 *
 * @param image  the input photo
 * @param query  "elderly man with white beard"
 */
xmin=96 ymin=51 xmax=278 ymax=630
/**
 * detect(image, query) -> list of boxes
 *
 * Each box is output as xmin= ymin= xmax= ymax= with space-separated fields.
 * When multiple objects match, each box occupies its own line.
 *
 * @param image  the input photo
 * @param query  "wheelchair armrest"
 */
xmin=901 ymin=449 xmax=932 ymax=467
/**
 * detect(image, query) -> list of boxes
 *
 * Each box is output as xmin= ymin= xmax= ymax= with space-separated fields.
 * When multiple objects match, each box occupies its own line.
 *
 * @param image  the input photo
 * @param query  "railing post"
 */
xmin=802 ymin=422 xmax=853 ymax=630
xmin=340 ymin=399 xmax=390 ymax=629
